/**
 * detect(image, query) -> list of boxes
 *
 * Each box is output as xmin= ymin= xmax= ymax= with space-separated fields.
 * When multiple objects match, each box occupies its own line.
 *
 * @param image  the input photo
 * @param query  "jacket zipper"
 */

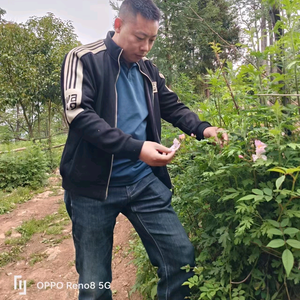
xmin=137 ymin=63 xmax=161 ymax=143
xmin=105 ymin=49 xmax=123 ymax=199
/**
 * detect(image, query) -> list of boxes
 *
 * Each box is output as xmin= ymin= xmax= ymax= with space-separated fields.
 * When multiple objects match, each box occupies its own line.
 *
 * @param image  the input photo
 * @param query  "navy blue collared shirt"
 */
xmin=110 ymin=61 xmax=152 ymax=186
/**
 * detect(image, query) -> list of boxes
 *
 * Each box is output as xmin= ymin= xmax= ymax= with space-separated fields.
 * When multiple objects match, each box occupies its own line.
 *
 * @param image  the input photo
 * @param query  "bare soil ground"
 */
xmin=0 ymin=174 xmax=142 ymax=300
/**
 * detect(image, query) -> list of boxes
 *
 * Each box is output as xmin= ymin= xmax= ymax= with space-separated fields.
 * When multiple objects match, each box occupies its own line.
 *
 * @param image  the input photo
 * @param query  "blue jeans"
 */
xmin=64 ymin=172 xmax=194 ymax=300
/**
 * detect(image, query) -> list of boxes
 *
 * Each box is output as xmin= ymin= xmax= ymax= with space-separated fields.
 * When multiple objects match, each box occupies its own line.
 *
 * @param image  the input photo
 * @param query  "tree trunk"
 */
xmin=37 ymin=102 xmax=41 ymax=137
xmin=60 ymin=111 xmax=68 ymax=130
xmin=48 ymin=99 xmax=53 ymax=168
xmin=261 ymin=13 xmax=268 ymax=71
xmin=16 ymin=104 xmax=20 ymax=139
xmin=268 ymin=19 xmax=277 ymax=76
xmin=269 ymin=5 xmax=288 ymax=106
xmin=19 ymin=100 xmax=33 ymax=139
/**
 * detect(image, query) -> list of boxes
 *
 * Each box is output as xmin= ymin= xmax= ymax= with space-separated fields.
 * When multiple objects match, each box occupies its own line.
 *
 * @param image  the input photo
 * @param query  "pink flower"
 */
xmin=191 ymin=133 xmax=196 ymax=137
xmin=179 ymin=134 xmax=185 ymax=140
xmin=252 ymin=154 xmax=267 ymax=162
xmin=238 ymin=155 xmax=244 ymax=159
xmin=169 ymin=138 xmax=181 ymax=151
xmin=255 ymin=140 xmax=267 ymax=155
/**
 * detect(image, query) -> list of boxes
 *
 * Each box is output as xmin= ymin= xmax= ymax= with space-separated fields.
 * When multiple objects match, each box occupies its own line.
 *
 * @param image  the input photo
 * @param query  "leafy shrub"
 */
xmin=0 ymin=145 xmax=48 ymax=190
xmin=170 ymin=105 xmax=300 ymax=299
xmin=172 ymin=73 xmax=200 ymax=107
xmin=131 ymin=98 xmax=300 ymax=300
xmin=0 ymin=126 xmax=15 ymax=144
xmin=129 ymin=233 xmax=159 ymax=299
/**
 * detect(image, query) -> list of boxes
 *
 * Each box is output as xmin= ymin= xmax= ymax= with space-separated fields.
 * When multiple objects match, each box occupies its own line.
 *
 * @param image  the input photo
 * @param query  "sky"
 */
xmin=0 ymin=0 xmax=117 ymax=44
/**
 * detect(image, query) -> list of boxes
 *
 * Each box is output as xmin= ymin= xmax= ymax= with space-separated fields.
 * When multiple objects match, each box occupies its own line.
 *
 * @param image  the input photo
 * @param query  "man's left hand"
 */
xmin=203 ymin=126 xmax=228 ymax=148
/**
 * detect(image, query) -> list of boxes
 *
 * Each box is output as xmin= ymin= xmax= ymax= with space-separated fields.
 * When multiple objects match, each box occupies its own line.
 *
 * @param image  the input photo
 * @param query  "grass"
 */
xmin=0 ymin=186 xmax=44 ymax=215
xmin=68 ymin=260 xmax=75 ymax=267
xmin=0 ymin=134 xmax=67 ymax=152
xmin=16 ymin=202 xmax=69 ymax=237
xmin=0 ymin=246 xmax=24 ymax=267
xmin=27 ymin=279 xmax=35 ymax=288
xmin=0 ymin=202 xmax=71 ymax=268
xmin=5 ymin=229 xmax=12 ymax=237
xmin=48 ymin=182 xmax=63 ymax=196
xmin=29 ymin=253 xmax=49 ymax=266
xmin=5 ymin=236 xmax=28 ymax=246
xmin=0 ymin=167 xmax=64 ymax=216
xmin=0 ymin=141 xmax=67 ymax=267
xmin=41 ymin=234 xmax=71 ymax=246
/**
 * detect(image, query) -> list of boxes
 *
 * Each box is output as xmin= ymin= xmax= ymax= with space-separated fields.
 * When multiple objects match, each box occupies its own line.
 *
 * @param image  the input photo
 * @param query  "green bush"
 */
xmin=170 ymin=105 xmax=300 ymax=299
xmin=0 ymin=145 xmax=48 ymax=190
xmin=0 ymin=126 xmax=15 ymax=144
xmin=172 ymin=73 xmax=200 ymax=107
xmin=129 ymin=233 xmax=159 ymax=299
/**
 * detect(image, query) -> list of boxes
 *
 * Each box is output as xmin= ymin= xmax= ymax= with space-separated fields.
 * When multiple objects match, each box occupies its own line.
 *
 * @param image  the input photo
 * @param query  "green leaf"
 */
xmin=268 ymin=167 xmax=286 ymax=174
xmin=151 ymin=285 xmax=157 ymax=299
xmin=284 ymin=228 xmax=299 ymax=236
xmin=285 ymin=210 xmax=300 ymax=218
xmin=268 ymin=220 xmax=280 ymax=227
xmin=223 ymin=192 xmax=239 ymax=201
xmin=225 ymin=188 xmax=237 ymax=193
xmin=281 ymin=218 xmax=289 ymax=227
xmin=266 ymin=239 xmax=285 ymax=248
xmin=238 ymin=195 xmax=255 ymax=201
xmin=252 ymin=189 xmax=263 ymax=195
xmin=287 ymin=143 xmax=300 ymax=150
xmin=271 ymin=292 xmax=279 ymax=300
xmin=268 ymin=228 xmax=283 ymax=236
xmin=282 ymin=249 xmax=294 ymax=277
xmin=286 ymin=239 xmax=300 ymax=249
xmin=253 ymin=239 xmax=262 ymax=247
xmin=263 ymin=188 xmax=272 ymax=196
xmin=254 ymin=195 xmax=264 ymax=202
xmin=265 ymin=196 xmax=273 ymax=202
xmin=286 ymin=61 xmax=298 ymax=70
xmin=276 ymin=176 xmax=285 ymax=190
xmin=285 ymin=167 xmax=300 ymax=174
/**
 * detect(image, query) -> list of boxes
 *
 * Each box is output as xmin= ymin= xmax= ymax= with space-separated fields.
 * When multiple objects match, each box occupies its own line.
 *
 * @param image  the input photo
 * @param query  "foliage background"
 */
xmin=0 ymin=0 xmax=300 ymax=299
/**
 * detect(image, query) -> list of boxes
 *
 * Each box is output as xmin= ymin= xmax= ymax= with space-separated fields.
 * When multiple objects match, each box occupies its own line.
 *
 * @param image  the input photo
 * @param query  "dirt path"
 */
xmin=0 ymin=176 xmax=142 ymax=300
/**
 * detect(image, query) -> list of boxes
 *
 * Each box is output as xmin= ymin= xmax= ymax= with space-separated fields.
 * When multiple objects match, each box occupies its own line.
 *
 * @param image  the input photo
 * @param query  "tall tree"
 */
xmin=0 ymin=13 xmax=79 ymax=140
xmin=26 ymin=13 xmax=79 ymax=137
xmin=150 ymin=0 xmax=240 ymax=87
xmin=0 ymin=21 xmax=36 ymax=138
xmin=0 ymin=8 xmax=6 ymax=22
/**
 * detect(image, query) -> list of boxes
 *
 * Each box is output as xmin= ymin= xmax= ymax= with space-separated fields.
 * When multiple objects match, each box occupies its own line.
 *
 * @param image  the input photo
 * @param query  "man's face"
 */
xmin=113 ymin=13 xmax=159 ymax=63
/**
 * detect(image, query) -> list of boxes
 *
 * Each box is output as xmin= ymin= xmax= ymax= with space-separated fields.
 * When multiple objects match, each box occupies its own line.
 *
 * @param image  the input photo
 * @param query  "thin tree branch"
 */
xmin=190 ymin=6 xmax=232 ymax=46
xmin=189 ymin=6 xmax=259 ymax=70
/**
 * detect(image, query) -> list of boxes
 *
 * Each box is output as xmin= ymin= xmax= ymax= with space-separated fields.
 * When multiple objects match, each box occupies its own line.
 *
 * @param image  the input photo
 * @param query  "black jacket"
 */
xmin=60 ymin=31 xmax=211 ymax=200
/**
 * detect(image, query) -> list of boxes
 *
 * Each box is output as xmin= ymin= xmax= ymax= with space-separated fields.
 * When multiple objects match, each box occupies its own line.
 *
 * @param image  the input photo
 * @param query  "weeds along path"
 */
xmin=0 ymin=173 xmax=142 ymax=300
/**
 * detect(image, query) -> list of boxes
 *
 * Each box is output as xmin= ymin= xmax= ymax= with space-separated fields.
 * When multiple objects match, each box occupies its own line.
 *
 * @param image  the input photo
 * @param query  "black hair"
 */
xmin=119 ymin=0 xmax=161 ymax=22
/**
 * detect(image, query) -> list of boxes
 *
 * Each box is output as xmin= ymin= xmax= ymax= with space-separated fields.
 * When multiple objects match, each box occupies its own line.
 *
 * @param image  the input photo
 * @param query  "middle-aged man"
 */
xmin=60 ymin=0 xmax=228 ymax=299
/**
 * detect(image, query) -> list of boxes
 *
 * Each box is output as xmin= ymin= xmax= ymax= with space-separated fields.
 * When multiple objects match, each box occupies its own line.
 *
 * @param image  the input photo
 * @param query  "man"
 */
xmin=60 ymin=0 xmax=227 ymax=299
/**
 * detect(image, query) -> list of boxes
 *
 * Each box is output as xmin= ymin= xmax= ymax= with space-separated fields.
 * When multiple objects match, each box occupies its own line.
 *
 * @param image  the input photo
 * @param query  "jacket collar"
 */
xmin=104 ymin=31 xmax=123 ymax=62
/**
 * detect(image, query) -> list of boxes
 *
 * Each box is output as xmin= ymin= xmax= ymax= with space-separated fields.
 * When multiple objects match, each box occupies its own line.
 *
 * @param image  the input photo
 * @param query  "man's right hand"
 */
xmin=139 ymin=141 xmax=176 ymax=166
